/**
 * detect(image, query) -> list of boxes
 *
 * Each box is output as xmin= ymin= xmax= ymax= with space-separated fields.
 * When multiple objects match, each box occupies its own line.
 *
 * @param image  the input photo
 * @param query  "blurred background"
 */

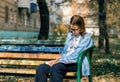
xmin=0 ymin=0 xmax=119 ymax=40
xmin=0 ymin=0 xmax=120 ymax=81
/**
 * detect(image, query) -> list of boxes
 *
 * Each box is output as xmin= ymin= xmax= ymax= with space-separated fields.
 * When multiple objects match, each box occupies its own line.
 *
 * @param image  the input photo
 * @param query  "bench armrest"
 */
xmin=76 ymin=45 xmax=95 ymax=82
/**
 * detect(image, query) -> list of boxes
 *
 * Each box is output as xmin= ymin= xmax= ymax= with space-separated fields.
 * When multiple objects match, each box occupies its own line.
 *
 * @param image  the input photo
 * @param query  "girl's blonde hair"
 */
xmin=70 ymin=15 xmax=86 ymax=36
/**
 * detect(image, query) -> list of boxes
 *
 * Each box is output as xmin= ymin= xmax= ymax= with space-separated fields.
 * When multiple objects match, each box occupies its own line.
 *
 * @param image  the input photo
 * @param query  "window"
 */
xmin=18 ymin=8 xmax=22 ymax=24
xmin=5 ymin=6 xmax=9 ymax=23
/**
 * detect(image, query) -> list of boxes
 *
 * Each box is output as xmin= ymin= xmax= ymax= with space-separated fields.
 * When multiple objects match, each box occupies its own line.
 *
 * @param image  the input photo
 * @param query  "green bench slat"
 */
xmin=0 ymin=40 xmax=64 ymax=46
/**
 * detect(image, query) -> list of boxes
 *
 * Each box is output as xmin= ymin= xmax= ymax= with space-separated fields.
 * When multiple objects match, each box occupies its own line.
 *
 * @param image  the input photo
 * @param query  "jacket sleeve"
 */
xmin=59 ymin=33 xmax=93 ymax=64
xmin=60 ymin=32 xmax=72 ymax=56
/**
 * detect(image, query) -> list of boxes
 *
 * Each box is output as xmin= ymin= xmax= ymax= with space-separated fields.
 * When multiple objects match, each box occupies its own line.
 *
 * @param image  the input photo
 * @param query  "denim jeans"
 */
xmin=34 ymin=63 xmax=77 ymax=82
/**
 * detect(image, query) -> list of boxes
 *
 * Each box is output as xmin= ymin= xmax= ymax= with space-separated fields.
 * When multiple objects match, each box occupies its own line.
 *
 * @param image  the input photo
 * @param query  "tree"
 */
xmin=97 ymin=0 xmax=110 ymax=54
xmin=106 ymin=0 xmax=120 ymax=33
xmin=88 ymin=0 xmax=119 ymax=54
xmin=37 ymin=0 xmax=49 ymax=40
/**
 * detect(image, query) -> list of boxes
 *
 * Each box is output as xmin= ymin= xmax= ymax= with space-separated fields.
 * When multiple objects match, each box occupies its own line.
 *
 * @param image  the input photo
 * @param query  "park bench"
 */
xmin=0 ymin=40 xmax=95 ymax=82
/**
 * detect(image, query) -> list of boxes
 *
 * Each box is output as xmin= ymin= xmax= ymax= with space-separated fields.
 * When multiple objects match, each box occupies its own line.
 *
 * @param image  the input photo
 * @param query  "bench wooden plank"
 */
xmin=0 ymin=59 xmax=45 ymax=66
xmin=0 ymin=68 xmax=35 ymax=75
xmin=0 ymin=52 xmax=59 ymax=60
xmin=0 ymin=46 xmax=63 ymax=52
xmin=0 ymin=68 xmax=75 ymax=76
xmin=0 ymin=40 xmax=64 ymax=46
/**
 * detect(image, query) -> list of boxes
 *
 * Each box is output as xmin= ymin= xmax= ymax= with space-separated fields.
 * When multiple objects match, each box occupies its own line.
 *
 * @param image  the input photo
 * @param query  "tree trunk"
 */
xmin=98 ymin=0 xmax=105 ymax=49
xmin=37 ymin=0 xmax=49 ymax=40
xmin=97 ymin=0 xmax=110 ymax=54
xmin=104 ymin=1 xmax=110 ymax=54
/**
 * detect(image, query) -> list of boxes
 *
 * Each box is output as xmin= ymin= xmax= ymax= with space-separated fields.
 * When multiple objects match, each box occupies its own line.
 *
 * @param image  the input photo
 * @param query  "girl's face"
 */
xmin=70 ymin=24 xmax=80 ymax=36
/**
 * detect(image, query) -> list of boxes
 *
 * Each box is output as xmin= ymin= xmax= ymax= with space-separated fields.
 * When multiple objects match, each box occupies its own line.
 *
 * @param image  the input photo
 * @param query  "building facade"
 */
xmin=0 ymin=0 xmax=40 ymax=32
xmin=0 ymin=0 xmax=18 ymax=31
xmin=0 ymin=0 xmax=40 ymax=39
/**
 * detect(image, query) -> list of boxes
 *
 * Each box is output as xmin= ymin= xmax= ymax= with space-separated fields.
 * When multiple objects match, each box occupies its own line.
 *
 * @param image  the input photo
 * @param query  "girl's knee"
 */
xmin=50 ymin=63 xmax=62 ymax=72
xmin=36 ymin=64 xmax=50 ymax=72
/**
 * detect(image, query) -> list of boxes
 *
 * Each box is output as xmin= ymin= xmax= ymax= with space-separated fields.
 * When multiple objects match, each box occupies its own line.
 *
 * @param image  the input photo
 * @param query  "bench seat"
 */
xmin=0 ymin=68 xmax=75 ymax=76
xmin=0 ymin=52 xmax=76 ymax=77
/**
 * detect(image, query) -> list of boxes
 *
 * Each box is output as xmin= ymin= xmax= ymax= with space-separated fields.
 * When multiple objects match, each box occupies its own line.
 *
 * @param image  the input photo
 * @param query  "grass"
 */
xmin=90 ymin=37 xmax=120 ymax=82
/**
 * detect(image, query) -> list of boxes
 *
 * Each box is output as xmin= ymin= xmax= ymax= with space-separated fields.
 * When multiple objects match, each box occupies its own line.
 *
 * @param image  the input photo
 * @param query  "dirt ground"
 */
xmin=0 ymin=73 xmax=120 ymax=82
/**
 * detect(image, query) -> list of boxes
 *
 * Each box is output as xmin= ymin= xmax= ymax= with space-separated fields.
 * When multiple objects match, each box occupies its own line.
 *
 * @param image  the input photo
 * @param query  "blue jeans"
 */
xmin=34 ymin=63 xmax=77 ymax=82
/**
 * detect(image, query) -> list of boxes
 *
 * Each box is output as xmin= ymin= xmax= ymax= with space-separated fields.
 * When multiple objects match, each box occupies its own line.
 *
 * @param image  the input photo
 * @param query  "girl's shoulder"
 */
xmin=83 ymin=33 xmax=91 ymax=38
xmin=67 ymin=32 xmax=91 ymax=38
xmin=67 ymin=32 xmax=73 ymax=37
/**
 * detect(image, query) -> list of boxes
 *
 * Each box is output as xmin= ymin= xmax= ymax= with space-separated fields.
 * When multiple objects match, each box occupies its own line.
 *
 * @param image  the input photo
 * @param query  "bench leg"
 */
xmin=89 ymin=75 xmax=92 ymax=82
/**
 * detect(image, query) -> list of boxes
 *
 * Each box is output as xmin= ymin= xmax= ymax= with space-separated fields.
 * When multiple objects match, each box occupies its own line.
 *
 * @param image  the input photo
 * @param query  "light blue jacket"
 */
xmin=59 ymin=32 xmax=93 ymax=75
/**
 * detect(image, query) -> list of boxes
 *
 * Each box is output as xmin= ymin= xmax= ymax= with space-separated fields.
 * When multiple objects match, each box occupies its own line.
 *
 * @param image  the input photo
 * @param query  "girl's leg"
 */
xmin=50 ymin=63 xmax=66 ymax=82
xmin=50 ymin=63 xmax=77 ymax=82
xmin=35 ymin=64 xmax=50 ymax=82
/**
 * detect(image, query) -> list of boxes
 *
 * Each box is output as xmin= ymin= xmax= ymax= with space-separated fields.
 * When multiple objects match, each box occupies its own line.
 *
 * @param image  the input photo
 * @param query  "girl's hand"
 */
xmin=56 ymin=55 xmax=62 ymax=61
xmin=47 ymin=60 xmax=58 ymax=67
xmin=46 ymin=54 xmax=62 ymax=67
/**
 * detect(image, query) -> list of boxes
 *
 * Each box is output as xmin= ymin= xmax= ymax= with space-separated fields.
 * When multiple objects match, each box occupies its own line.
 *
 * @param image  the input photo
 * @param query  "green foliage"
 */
xmin=87 ymin=0 xmax=98 ymax=11
xmin=48 ymin=35 xmax=66 ymax=40
xmin=91 ymin=37 xmax=120 ymax=76
xmin=92 ymin=59 xmax=120 ymax=76
xmin=88 ymin=0 xmax=120 ymax=32
xmin=106 ymin=0 xmax=120 ymax=32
